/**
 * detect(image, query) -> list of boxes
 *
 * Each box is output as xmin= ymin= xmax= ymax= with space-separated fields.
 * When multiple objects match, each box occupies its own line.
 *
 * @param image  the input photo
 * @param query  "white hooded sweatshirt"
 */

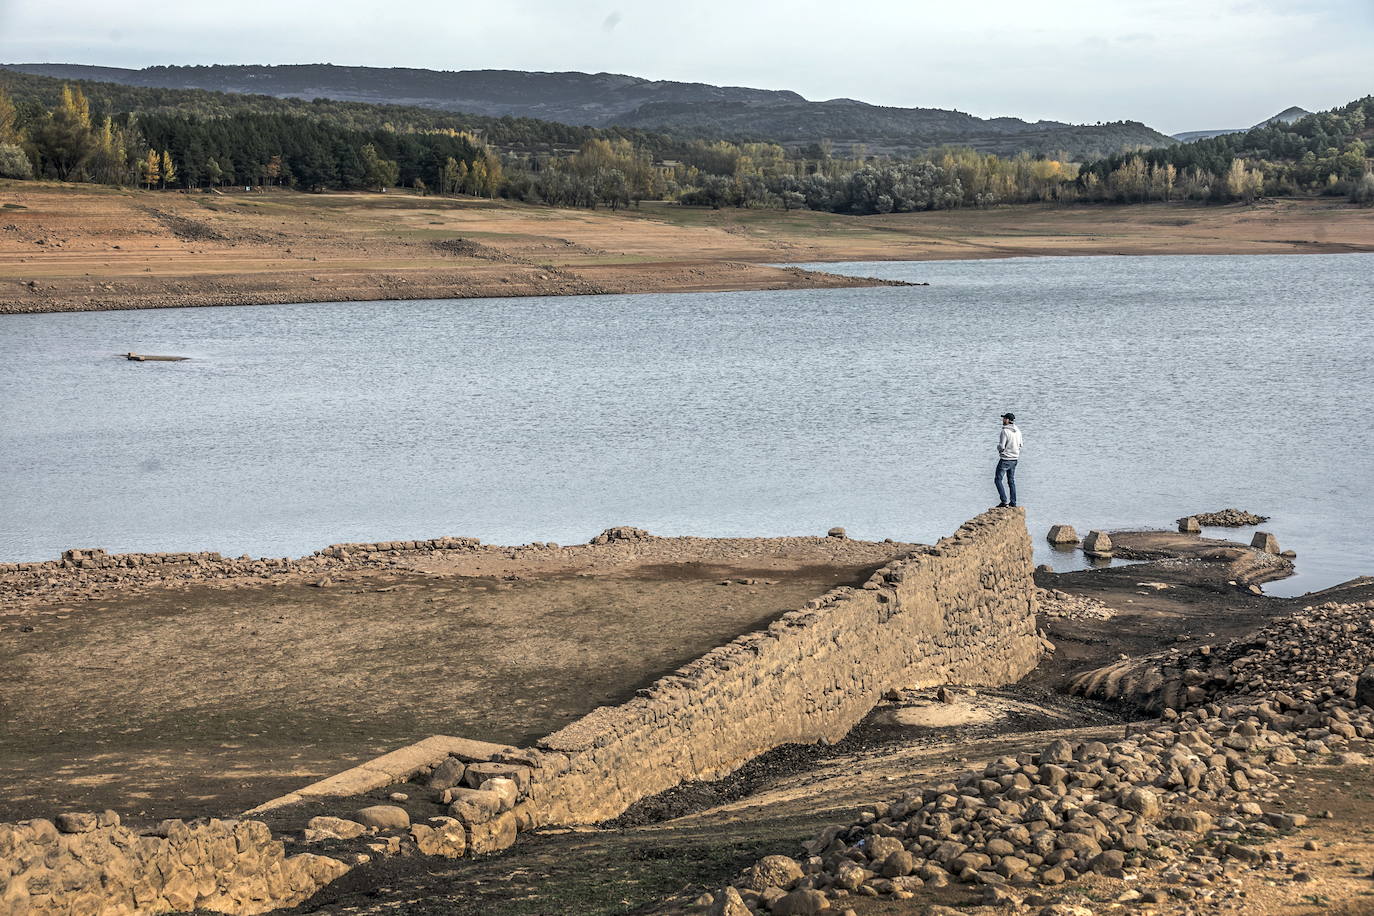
xmin=998 ymin=423 xmax=1022 ymax=460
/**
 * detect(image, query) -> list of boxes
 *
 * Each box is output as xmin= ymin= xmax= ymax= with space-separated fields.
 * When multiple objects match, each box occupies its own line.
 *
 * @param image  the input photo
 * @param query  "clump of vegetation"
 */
xmin=1081 ymin=96 xmax=1374 ymax=202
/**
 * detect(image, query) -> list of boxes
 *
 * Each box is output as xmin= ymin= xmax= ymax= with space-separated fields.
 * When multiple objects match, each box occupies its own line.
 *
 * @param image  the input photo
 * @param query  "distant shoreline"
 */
xmin=3 ymin=184 xmax=1371 ymax=316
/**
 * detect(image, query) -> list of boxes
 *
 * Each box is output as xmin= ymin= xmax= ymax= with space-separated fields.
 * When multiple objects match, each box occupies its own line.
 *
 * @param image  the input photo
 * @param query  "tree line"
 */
xmin=3 ymin=79 xmax=1370 ymax=212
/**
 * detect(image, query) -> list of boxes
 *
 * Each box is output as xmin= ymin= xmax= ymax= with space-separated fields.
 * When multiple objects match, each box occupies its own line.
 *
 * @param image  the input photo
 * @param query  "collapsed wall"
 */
xmin=529 ymin=507 xmax=1041 ymax=824
xmin=0 ymin=815 xmax=346 ymax=916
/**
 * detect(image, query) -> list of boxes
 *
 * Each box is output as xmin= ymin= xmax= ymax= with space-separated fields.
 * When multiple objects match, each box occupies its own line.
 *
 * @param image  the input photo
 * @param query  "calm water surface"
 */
xmin=2 ymin=253 xmax=1370 ymax=597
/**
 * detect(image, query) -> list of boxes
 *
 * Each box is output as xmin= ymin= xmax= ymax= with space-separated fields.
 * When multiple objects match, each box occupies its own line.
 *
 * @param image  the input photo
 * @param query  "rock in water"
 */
xmin=1177 ymin=516 xmax=1201 ymax=534
xmin=1250 ymin=531 xmax=1280 ymax=554
xmin=1082 ymin=530 xmax=1114 ymax=556
xmin=1046 ymin=524 xmax=1079 ymax=544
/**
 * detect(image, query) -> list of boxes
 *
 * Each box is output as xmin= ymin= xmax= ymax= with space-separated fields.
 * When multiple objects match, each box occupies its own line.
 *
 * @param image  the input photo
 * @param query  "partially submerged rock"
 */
xmin=1082 ymin=530 xmax=1113 ymax=556
xmin=1046 ymin=524 xmax=1079 ymax=544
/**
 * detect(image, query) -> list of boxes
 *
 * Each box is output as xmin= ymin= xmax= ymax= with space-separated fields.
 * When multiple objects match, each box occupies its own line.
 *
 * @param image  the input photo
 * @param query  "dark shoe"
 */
xmin=1009 ymin=503 xmax=1018 ymax=508
xmin=996 ymin=502 xmax=1008 ymax=508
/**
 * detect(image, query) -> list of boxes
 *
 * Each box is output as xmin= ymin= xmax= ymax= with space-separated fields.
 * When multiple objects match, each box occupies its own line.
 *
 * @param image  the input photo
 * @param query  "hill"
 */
xmin=617 ymin=97 xmax=1171 ymax=158
xmin=1172 ymin=105 xmax=1315 ymax=142
xmin=1 ymin=62 xmax=1172 ymax=158
xmin=1086 ymin=97 xmax=1373 ymax=201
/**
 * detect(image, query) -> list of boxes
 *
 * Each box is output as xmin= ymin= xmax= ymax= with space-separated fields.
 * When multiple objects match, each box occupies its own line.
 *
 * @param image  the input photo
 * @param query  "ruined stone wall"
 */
xmin=528 ymin=508 xmax=1040 ymax=825
xmin=0 ymin=814 xmax=346 ymax=916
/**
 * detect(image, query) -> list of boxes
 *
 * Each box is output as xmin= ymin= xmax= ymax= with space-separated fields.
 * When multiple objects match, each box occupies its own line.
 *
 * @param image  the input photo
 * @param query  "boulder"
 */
xmin=1356 ymin=666 xmax=1374 ymax=710
xmin=1046 ymin=525 xmax=1079 ymax=544
xmin=772 ymin=888 xmax=830 ymax=914
xmin=826 ymin=527 xmax=847 ymax=539
xmin=447 ymin=788 xmax=505 ymax=824
xmin=1250 ymin=531 xmax=1280 ymax=554
xmin=1082 ymin=530 xmax=1113 ymax=556
xmin=426 ymin=757 xmax=466 ymax=790
xmin=467 ymin=810 xmax=517 ymax=854
xmin=742 ymin=854 xmax=804 ymax=891
xmin=464 ymin=761 xmax=531 ymax=792
xmin=409 ymin=818 xmax=467 ymax=858
xmin=1177 ymin=516 xmax=1201 ymax=534
xmin=708 ymin=886 xmax=751 ymax=916
xmin=354 ymin=805 xmax=410 ymax=830
xmin=54 ymin=812 xmax=98 ymax=834
xmin=306 ymin=816 xmax=367 ymax=840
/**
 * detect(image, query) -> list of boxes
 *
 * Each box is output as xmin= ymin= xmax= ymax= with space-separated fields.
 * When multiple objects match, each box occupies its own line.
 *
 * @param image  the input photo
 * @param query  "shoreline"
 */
xmin=3 ymin=184 xmax=1372 ymax=315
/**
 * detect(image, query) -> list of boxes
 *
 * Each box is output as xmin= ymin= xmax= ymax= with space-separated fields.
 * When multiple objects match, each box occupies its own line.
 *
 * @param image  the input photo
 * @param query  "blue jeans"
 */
xmin=995 ymin=459 xmax=1018 ymax=506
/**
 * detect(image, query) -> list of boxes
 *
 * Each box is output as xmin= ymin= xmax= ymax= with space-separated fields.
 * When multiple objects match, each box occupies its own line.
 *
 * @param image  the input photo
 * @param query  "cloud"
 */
xmin=0 ymin=0 xmax=1370 ymax=133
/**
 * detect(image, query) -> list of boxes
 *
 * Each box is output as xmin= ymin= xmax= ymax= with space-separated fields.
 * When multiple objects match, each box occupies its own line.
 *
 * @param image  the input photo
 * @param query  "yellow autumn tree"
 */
xmin=159 ymin=150 xmax=176 ymax=188
xmin=142 ymin=149 xmax=160 ymax=189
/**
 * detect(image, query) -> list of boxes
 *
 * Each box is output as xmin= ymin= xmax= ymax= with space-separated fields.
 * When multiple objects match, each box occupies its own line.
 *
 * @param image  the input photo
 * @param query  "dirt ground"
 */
xmin=0 ymin=537 xmax=913 ymax=825
xmin=271 ymin=542 xmax=1374 ymax=916
xmin=2 ymin=183 xmax=1371 ymax=314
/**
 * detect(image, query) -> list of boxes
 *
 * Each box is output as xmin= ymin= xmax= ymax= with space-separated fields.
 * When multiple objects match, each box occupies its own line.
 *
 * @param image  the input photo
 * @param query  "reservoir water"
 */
xmin=2 ymin=253 xmax=1370 ymax=597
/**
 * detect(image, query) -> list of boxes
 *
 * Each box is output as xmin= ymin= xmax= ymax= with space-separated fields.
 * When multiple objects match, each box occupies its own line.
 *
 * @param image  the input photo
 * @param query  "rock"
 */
xmin=478 ymin=777 xmax=519 ymax=811
xmin=354 ymin=805 xmax=410 ymax=830
xmin=54 ymin=812 xmax=98 ymax=834
xmin=1167 ymin=811 xmax=1213 ymax=833
xmin=743 ymin=854 xmax=805 ymax=891
xmin=409 ymin=818 xmax=467 ymax=858
xmin=881 ymin=850 xmax=917 ymax=877
xmin=825 ymin=526 xmax=847 ymax=539
xmin=589 ymin=526 xmax=651 ymax=545
xmin=447 ymin=788 xmax=505 ymax=824
xmin=467 ymin=810 xmax=518 ymax=854
xmin=771 ymin=888 xmax=830 ymax=914
xmin=306 ymin=816 xmax=367 ymax=839
xmin=1250 ymin=531 xmax=1280 ymax=554
xmin=427 ymin=757 xmax=466 ymax=790
xmin=1082 ymin=530 xmax=1113 ymax=556
xmin=1281 ymin=549 xmax=1297 ymax=558
xmin=464 ymin=761 xmax=531 ymax=792
xmin=1193 ymin=508 xmax=1269 ymax=527
xmin=1046 ymin=525 xmax=1078 ymax=544
xmin=1120 ymin=787 xmax=1160 ymax=818
xmin=1177 ymin=516 xmax=1201 ymax=534
xmin=708 ymin=886 xmax=751 ymax=916
xmin=1355 ymin=665 xmax=1374 ymax=709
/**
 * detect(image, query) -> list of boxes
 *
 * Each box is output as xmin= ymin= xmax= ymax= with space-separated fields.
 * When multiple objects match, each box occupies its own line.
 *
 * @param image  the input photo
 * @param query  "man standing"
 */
xmin=995 ymin=413 xmax=1022 ymax=508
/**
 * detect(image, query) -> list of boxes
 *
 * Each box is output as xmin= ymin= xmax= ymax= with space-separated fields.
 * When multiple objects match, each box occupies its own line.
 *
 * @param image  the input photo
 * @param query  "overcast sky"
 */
xmin=1 ymin=0 xmax=1370 ymax=134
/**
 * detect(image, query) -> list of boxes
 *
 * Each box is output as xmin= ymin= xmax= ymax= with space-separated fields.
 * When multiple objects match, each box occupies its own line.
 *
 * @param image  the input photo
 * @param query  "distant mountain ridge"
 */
xmin=1172 ymin=106 xmax=1314 ymax=143
xmin=1 ymin=62 xmax=1172 ymax=159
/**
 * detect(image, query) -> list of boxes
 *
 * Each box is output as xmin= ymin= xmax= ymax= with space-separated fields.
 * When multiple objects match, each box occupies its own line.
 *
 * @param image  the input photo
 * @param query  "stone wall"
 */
xmin=0 ymin=813 xmax=346 ymax=916
xmin=528 ymin=507 xmax=1040 ymax=825
xmin=0 ymin=509 xmax=1038 ymax=912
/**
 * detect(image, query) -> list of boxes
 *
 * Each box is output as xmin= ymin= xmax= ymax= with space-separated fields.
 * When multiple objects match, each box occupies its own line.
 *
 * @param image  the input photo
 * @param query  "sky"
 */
xmin=1 ymin=0 xmax=1371 ymax=134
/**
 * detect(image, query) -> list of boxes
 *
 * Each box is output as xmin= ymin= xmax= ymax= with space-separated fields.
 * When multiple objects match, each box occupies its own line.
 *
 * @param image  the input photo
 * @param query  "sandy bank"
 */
xmin=2 ymin=184 xmax=1370 ymax=314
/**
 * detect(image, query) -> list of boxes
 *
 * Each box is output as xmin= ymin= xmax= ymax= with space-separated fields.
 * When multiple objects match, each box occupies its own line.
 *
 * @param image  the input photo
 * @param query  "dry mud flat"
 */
xmin=3 ymin=184 xmax=1373 ymax=314
xmin=0 ymin=531 xmax=915 ymax=825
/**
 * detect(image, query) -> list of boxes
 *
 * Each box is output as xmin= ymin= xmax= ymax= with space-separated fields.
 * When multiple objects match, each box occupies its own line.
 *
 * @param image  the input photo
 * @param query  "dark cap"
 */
xmin=1001 ymin=413 xmax=1016 ymax=421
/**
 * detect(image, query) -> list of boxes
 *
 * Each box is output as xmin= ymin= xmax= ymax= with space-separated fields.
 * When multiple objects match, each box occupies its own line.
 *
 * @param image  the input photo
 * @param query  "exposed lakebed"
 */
xmin=1 ymin=252 xmax=1370 ymax=595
